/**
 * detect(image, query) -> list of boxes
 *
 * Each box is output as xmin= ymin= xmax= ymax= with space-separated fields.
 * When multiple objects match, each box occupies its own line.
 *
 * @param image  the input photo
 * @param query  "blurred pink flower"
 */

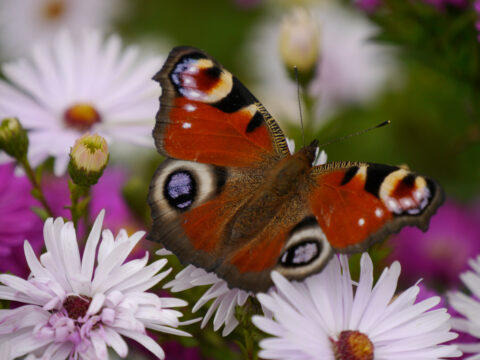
xmin=0 ymin=165 xmax=140 ymax=277
xmin=0 ymin=163 xmax=43 ymax=277
xmin=355 ymin=0 xmax=381 ymax=13
xmin=43 ymin=167 xmax=142 ymax=235
xmin=387 ymin=200 xmax=480 ymax=290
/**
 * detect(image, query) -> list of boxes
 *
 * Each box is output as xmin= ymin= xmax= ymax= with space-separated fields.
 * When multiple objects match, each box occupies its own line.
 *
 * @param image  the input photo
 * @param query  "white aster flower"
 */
xmin=0 ymin=0 xmax=122 ymax=59
xmin=448 ymin=254 xmax=480 ymax=359
xmin=248 ymin=3 xmax=396 ymax=128
xmin=0 ymin=210 xmax=191 ymax=359
xmin=0 ymin=29 xmax=162 ymax=175
xmin=253 ymin=253 xmax=461 ymax=360
xmin=162 ymin=261 xmax=250 ymax=337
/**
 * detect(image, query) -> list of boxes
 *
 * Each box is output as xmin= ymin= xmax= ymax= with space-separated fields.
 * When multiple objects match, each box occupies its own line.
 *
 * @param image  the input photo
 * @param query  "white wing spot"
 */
xmin=182 ymin=122 xmax=192 ymax=129
xmin=358 ymin=218 xmax=365 ymax=227
xmin=184 ymin=104 xmax=196 ymax=112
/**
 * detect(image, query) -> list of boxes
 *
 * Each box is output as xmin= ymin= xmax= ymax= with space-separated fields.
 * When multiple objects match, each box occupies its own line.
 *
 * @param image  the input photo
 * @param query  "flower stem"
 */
xmin=69 ymin=181 xmax=91 ymax=228
xmin=235 ymin=297 xmax=263 ymax=360
xmin=19 ymin=155 xmax=54 ymax=218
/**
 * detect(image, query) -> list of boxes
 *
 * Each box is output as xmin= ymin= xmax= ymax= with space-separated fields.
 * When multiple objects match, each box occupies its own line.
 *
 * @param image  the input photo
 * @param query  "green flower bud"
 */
xmin=279 ymin=7 xmax=320 ymax=86
xmin=0 ymin=117 xmax=29 ymax=160
xmin=68 ymin=133 xmax=109 ymax=187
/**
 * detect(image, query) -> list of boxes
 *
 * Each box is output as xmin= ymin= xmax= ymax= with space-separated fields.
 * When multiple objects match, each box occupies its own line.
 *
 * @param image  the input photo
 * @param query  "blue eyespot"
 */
xmin=164 ymin=170 xmax=196 ymax=211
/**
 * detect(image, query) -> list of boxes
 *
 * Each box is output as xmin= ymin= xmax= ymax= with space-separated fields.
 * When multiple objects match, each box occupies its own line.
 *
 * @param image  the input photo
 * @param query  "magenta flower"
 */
xmin=355 ymin=0 xmax=381 ymax=13
xmin=90 ymin=167 xmax=143 ymax=235
xmin=387 ymin=200 xmax=480 ymax=290
xmin=422 ymin=0 xmax=468 ymax=9
xmin=0 ymin=163 xmax=43 ymax=277
xmin=42 ymin=167 xmax=141 ymax=235
xmin=161 ymin=341 xmax=202 ymax=360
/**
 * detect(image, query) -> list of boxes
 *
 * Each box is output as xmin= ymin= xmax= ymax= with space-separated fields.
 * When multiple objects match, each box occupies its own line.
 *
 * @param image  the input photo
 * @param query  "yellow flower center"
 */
xmin=64 ymin=103 xmax=101 ymax=132
xmin=333 ymin=330 xmax=374 ymax=360
xmin=42 ymin=0 xmax=66 ymax=21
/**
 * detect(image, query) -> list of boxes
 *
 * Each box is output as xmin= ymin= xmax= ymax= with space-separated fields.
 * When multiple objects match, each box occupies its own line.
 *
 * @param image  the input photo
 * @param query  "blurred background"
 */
xmin=1 ymin=0 xmax=479 ymax=358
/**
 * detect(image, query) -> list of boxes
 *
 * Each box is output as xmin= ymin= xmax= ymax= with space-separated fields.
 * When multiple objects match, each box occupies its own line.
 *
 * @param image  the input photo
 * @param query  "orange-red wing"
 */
xmin=152 ymin=46 xmax=289 ymax=167
xmin=309 ymin=163 xmax=444 ymax=252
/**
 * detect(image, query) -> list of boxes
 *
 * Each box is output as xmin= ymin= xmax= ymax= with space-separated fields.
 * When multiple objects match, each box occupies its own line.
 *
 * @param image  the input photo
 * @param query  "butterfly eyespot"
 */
xmin=280 ymin=239 xmax=320 ymax=267
xmin=164 ymin=170 xmax=196 ymax=211
xmin=150 ymin=159 xmax=227 ymax=219
xmin=276 ymin=216 xmax=333 ymax=278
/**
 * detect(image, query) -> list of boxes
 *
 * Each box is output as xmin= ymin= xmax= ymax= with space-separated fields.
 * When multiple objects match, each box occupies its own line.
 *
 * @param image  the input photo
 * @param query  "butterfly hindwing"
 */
xmin=148 ymin=157 xmax=335 ymax=292
xmin=152 ymin=46 xmax=289 ymax=167
xmin=309 ymin=162 xmax=444 ymax=252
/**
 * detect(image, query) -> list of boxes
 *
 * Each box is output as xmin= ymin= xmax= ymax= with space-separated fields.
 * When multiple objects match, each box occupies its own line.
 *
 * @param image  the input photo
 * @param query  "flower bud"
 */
xmin=68 ymin=133 xmax=109 ymax=187
xmin=279 ymin=7 xmax=320 ymax=86
xmin=0 ymin=117 xmax=29 ymax=160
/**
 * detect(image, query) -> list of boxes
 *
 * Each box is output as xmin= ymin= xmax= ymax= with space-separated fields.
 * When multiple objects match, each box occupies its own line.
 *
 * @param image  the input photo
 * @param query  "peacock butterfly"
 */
xmin=147 ymin=46 xmax=444 ymax=293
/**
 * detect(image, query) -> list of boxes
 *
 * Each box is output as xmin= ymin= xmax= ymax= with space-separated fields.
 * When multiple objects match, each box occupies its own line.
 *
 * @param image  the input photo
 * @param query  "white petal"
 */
xmin=81 ymin=210 xmax=105 ymax=281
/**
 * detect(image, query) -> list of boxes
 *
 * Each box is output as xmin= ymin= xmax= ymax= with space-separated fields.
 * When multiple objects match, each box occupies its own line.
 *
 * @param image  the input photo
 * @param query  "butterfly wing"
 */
xmin=152 ymin=46 xmax=289 ymax=167
xmin=148 ymin=157 xmax=335 ymax=292
xmin=215 ymin=161 xmax=444 ymax=292
xmin=308 ymin=162 xmax=444 ymax=252
xmin=149 ymin=46 xmax=292 ymax=288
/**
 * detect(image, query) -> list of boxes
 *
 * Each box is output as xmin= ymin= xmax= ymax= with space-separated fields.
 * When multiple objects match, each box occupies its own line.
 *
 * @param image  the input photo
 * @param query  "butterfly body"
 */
xmin=148 ymin=46 xmax=444 ymax=292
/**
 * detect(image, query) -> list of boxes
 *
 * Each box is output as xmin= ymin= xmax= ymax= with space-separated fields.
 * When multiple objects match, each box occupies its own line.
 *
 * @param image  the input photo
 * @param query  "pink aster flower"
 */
xmin=0 ymin=0 xmax=121 ymax=59
xmin=355 ymin=0 xmax=381 ymax=13
xmin=253 ymin=254 xmax=460 ymax=360
xmin=0 ymin=163 xmax=44 ymax=277
xmin=0 ymin=29 xmax=162 ymax=175
xmin=448 ymin=254 xmax=480 ymax=359
xmin=163 ymin=262 xmax=250 ymax=337
xmin=0 ymin=210 xmax=191 ymax=359
xmin=387 ymin=200 xmax=480 ymax=290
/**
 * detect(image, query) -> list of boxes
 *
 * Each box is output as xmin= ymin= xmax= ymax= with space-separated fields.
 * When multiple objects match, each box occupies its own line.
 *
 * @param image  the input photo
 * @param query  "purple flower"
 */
xmin=42 ymin=167 xmax=142 ymax=236
xmin=161 ymin=341 xmax=202 ymax=360
xmin=422 ymin=0 xmax=468 ymax=9
xmin=416 ymin=283 xmax=446 ymax=309
xmin=0 ymin=163 xmax=43 ymax=277
xmin=387 ymin=200 xmax=480 ymax=290
xmin=91 ymin=167 xmax=143 ymax=234
xmin=355 ymin=0 xmax=381 ymax=13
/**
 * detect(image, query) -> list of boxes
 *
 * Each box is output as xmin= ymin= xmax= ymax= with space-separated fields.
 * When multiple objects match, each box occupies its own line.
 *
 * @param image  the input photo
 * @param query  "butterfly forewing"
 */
xmin=152 ymin=46 xmax=289 ymax=167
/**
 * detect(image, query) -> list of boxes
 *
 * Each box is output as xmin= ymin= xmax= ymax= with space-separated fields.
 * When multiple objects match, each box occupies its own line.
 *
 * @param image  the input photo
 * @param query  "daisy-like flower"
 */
xmin=248 ymin=3 xmax=395 ymax=128
xmin=0 ymin=0 xmax=121 ymax=59
xmin=161 ymin=144 xmax=327 ymax=337
xmin=164 ymin=263 xmax=250 ymax=337
xmin=0 ymin=29 xmax=162 ymax=175
xmin=0 ymin=210 xmax=191 ymax=359
xmin=253 ymin=253 xmax=461 ymax=360
xmin=388 ymin=200 xmax=480 ymax=291
xmin=448 ymin=254 xmax=480 ymax=359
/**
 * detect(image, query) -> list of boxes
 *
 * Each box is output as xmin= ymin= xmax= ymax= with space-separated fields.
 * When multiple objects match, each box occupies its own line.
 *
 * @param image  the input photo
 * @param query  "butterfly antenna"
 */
xmin=294 ymin=66 xmax=306 ymax=147
xmin=318 ymin=120 xmax=391 ymax=148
